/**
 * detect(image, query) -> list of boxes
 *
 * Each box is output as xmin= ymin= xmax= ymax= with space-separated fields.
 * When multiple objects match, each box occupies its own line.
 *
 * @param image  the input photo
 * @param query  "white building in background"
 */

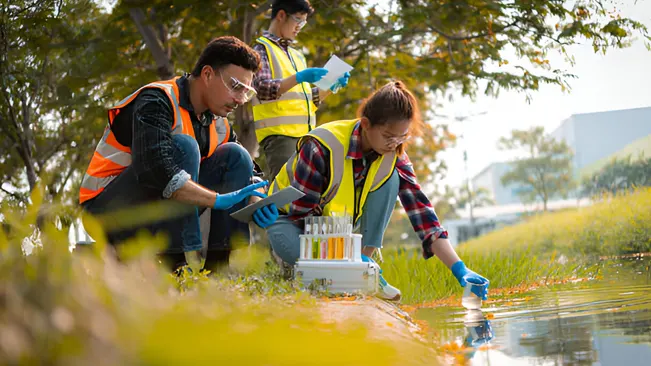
xmin=451 ymin=106 xmax=651 ymax=245
xmin=550 ymin=106 xmax=651 ymax=177
xmin=471 ymin=106 xmax=651 ymax=208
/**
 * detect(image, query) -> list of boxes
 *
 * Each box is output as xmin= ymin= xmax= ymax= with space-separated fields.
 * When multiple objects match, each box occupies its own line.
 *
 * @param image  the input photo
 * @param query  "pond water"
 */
xmin=415 ymin=257 xmax=651 ymax=365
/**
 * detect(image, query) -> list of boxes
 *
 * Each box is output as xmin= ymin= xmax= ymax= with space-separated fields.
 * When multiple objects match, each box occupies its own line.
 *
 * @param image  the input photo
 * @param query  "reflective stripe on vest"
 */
xmin=270 ymin=119 xmax=397 ymax=222
xmin=79 ymin=78 xmax=230 ymax=204
xmin=251 ymin=36 xmax=317 ymax=143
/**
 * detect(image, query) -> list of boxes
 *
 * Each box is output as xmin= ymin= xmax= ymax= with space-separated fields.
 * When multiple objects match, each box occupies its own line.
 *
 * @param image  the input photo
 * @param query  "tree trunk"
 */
xmin=129 ymin=8 xmax=175 ymax=80
xmin=233 ymin=4 xmax=268 ymax=156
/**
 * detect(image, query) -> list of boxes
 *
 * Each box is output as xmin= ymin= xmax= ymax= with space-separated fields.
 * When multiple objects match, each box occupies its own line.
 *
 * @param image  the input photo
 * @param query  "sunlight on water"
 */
xmin=416 ymin=258 xmax=651 ymax=365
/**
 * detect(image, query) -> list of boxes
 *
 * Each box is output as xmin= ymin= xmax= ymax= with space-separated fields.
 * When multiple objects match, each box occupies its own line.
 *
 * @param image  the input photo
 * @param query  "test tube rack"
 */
xmin=298 ymin=215 xmax=363 ymax=262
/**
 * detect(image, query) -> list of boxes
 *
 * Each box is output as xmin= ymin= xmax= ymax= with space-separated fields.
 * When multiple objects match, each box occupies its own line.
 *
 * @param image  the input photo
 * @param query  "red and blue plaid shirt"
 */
xmin=288 ymin=121 xmax=448 ymax=259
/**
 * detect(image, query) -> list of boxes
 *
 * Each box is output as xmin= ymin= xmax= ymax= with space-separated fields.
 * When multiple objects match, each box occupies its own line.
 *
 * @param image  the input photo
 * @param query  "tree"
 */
xmin=0 ymin=0 xmax=110 ymax=208
xmin=582 ymin=154 xmax=651 ymax=197
xmin=498 ymin=127 xmax=574 ymax=210
xmin=2 ymin=0 xmax=649 ymax=211
xmin=455 ymin=186 xmax=495 ymax=212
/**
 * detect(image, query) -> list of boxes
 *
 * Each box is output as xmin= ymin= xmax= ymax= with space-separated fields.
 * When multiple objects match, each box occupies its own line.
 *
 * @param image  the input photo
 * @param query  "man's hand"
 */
xmin=213 ymin=180 xmax=269 ymax=211
xmin=330 ymin=72 xmax=351 ymax=93
xmin=296 ymin=68 xmax=328 ymax=84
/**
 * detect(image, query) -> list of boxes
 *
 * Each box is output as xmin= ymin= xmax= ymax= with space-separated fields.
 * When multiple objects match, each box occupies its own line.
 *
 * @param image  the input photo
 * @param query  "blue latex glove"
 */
xmin=253 ymin=203 xmax=278 ymax=228
xmin=330 ymin=71 xmax=351 ymax=93
xmin=213 ymin=180 xmax=268 ymax=211
xmin=451 ymin=261 xmax=489 ymax=300
xmin=296 ymin=67 xmax=328 ymax=84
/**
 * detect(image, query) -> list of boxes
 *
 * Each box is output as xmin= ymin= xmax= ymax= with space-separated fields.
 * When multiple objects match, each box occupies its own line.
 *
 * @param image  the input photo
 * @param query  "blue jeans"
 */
xmin=82 ymin=134 xmax=254 ymax=258
xmin=266 ymin=169 xmax=400 ymax=265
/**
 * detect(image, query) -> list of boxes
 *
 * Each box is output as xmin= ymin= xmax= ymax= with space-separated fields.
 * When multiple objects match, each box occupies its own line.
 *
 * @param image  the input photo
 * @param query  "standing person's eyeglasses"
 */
xmin=289 ymin=14 xmax=307 ymax=29
xmin=219 ymin=71 xmax=257 ymax=103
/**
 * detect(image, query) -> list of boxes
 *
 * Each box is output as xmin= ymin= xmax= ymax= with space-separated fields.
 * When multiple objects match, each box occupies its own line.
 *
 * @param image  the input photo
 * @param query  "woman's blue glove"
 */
xmin=296 ymin=68 xmax=328 ymax=84
xmin=253 ymin=203 xmax=278 ymax=228
xmin=451 ymin=261 xmax=489 ymax=300
xmin=213 ymin=180 xmax=268 ymax=211
xmin=330 ymin=71 xmax=351 ymax=93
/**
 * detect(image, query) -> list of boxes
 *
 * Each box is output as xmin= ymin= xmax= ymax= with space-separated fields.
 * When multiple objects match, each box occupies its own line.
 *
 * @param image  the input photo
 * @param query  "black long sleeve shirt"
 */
xmin=109 ymin=74 xmax=262 ymax=196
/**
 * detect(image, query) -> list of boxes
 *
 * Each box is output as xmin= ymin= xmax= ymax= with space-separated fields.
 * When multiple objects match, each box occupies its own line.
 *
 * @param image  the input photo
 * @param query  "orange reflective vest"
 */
xmin=79 ymin=77 xmax=231 ymax=204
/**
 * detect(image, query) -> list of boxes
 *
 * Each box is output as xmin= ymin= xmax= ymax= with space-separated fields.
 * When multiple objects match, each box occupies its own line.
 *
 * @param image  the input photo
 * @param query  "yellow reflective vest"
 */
xmin=251 ymin=35 xmax=318 ymax=143
xmin=270 ymin=119 xmax=397 ymax=223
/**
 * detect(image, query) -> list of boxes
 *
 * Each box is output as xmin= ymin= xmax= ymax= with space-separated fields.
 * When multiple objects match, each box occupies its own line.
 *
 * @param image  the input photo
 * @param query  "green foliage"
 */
xmin=498 ymin=126 xmax=574 ymax=210
xmin=582 ymin=154 xmax=651 ymax=197
xmin=2 ymin=0 xmax=649 ymax=208
xmin=0 ymin=0 xmax=109 ymax=207
xmin=0 ymin=186 xmax=419 ymax=364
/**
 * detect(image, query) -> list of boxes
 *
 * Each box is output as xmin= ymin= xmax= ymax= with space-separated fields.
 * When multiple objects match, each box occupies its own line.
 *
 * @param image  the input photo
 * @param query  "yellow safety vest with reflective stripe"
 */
xmin=251 ymin=36 xmax=317 ymax=143
xmin=79 ymin=77 xmax=231 ymax=204
xmin=270 ymin=119 xmax=397 ymax=223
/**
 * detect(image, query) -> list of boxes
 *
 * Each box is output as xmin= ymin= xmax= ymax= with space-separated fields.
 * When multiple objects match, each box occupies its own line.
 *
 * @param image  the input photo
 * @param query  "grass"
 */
xmin=381 ymin=187 xmax=651 ymax=304
xmin=460 ymin=187 xmax=651 ymax=257
xmin=0 ymin=187 xmax=427 ymax=365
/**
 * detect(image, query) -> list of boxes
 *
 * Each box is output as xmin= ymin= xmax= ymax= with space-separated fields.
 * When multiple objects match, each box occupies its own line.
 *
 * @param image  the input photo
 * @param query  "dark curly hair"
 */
xmin=191 ymin=36 xmax=261 ymax=76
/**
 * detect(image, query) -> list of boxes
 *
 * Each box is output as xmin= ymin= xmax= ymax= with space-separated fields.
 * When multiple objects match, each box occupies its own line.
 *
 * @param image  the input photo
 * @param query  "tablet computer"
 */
xmin=230 ymin=186 xmax=305 ymax=223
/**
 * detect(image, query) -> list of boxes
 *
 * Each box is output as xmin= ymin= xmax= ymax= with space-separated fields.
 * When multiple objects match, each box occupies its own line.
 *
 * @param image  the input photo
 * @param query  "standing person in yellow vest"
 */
xmin=251 ymin=0 xmax=351 ymax=181
xmin=79 ymin=37 xmax=279 ymax=273
xmin=266 ymin=81 xmax=490 ymax=301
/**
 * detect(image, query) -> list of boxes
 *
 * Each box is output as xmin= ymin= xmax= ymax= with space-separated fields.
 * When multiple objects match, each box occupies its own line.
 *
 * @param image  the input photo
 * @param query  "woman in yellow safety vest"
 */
xmin=267 ymin=81 xmax=489 ymax=301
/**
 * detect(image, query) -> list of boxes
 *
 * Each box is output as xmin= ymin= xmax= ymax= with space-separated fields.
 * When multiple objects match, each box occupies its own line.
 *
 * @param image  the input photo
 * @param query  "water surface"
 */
xmin=416 ymin=257 xmax=651 ymax=365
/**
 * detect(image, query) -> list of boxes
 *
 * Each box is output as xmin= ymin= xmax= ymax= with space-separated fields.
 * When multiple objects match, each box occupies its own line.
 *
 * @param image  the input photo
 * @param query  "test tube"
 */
xmin=304 ymin=217 xmax=312 ymax=259
xmin=327 ymin=216 xmax=335 ymax=259
xmin=320 ymin=217 xmax=328 ymax=259
xmin=335 ymin=216 xmax=344 ymax=259
xmin=312 ymin=216 xmax=320 ymax=259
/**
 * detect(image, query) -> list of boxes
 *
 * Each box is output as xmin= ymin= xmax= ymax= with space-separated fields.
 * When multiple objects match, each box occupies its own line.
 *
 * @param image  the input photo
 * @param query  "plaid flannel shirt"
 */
xmin=252 ymin=31 xmax=320 ymax=105
xmin=287 ymin=121 xmax=449 ymax=259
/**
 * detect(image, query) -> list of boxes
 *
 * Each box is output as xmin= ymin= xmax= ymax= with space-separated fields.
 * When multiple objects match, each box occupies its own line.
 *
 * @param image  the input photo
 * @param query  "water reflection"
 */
xmin=416 ymin=258 xmax=651 ymax=365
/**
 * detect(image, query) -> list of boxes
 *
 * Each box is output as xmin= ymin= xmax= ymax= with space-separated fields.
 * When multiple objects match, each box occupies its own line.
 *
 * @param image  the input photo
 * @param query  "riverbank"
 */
xmin=382 ymin=188 xmax=651 ymax=304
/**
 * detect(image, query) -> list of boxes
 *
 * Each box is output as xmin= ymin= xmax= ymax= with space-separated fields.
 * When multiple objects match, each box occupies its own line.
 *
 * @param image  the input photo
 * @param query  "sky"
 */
xmin=432 ymin=0 xmax=651 ymax=190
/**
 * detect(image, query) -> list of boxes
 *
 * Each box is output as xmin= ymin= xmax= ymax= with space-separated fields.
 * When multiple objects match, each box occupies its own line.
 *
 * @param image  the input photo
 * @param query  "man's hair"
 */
xmin=191 ymin=36 xmax=261 ymax=77
xmin=271 ymin=0 xmax=314 ymax=19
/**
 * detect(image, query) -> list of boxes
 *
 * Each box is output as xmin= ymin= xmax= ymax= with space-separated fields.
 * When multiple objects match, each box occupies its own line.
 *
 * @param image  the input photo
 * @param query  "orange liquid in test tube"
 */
xmin=336 ymin=237 xmax=344 ymax=259
xmin=327 ymin=238 xmax=335 ymax=259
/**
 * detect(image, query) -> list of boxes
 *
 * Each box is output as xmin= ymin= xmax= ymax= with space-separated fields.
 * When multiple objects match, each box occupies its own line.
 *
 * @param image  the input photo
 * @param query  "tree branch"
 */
xmin=428 ymin=19 xmax=520 ymax=41
xmin=0 ymin=185 xmax=26 ymax=203
xmin=128 ymin=8 xmax=174 ymax=80
xmin=253 ymin=0 xmax=273 ymax=16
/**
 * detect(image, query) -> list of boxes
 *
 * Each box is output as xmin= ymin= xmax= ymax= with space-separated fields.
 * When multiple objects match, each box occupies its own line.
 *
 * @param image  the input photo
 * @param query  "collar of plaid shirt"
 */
xmin=347 ymin=121 xmax=381 ymax=161
xmin=262 ymin=30 xmax=293 ymax=48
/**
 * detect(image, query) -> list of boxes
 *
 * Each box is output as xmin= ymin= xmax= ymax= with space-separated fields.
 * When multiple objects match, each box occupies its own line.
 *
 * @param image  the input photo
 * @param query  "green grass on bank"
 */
xmin=382 ymin=188 xmax=651 ymax=304
xmin=382 ymin=247 xmax=592 ymax=304
xmin=461 ymin=187 xmax=651 ymax=257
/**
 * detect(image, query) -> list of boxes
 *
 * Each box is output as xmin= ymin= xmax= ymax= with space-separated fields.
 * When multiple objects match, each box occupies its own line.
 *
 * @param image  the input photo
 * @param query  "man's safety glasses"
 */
xmin=220 ymin=71 xmax=257 ymax=103
xmin=290 ymin=14 xmax=307 ymax=29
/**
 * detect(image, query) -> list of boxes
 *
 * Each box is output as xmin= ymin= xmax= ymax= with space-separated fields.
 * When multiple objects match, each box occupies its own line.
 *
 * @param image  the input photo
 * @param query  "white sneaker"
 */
xmin=379 ymin=275 xmax=401 ymax=301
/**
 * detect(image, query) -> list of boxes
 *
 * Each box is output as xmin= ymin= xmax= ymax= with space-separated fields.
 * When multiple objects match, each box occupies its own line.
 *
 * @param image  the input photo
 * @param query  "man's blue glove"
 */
xmin=213 ymin=180 xmax=268 ymax=211
xmin=451 ymin=261 xmax=489 ymax=300
xmin=296 ymin=68 xmax=328 ymax=84
xmin=253 ymin=203 xmax=278 ymax=228
xmin=330 ymin=71 xmax=351 ymax=93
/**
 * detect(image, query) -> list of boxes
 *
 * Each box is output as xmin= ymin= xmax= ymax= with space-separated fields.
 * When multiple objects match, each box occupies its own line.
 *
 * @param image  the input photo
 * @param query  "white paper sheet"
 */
xmin=314 ymin=54 xmax=354 ymax=91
